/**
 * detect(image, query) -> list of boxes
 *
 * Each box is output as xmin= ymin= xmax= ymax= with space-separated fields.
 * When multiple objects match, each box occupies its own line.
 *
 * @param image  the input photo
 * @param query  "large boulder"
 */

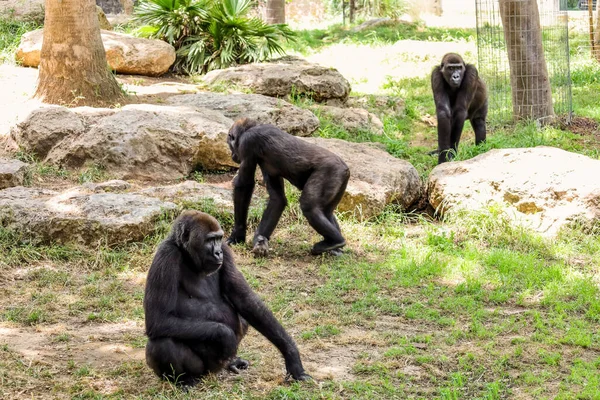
xmin=313 ymin=105 xmax=384 ymax=135
xmin=0 ymin=186 xmax=177 ymax=245
xmin=427 ymin=147 xmax=600 ymax=235
xmin=302 ymin=138 xmax=423 ymax=217
xmin=203 ymin=57 xmax=351 ymax=103
xmin=138 ymin=181 xmax=262 ymax=214
xmin=12 ymin=104 xmax=232 ymax=180
xmin=16 ymin=29 xmax=176 ymax=77
xmin=167 ymin=92 xmax=320 ymax=137
xmin=0 ymin=0 xmax=44 ymax=22
xmin=139 ymin=181 xmax=236 ymax=210
xmin=0 ymin=158 xmax=29 ymax=189
xmin=11 ymin=94 xmax=318 ymax=180
xmin=97 ymin=5 xmax=112 ymax=30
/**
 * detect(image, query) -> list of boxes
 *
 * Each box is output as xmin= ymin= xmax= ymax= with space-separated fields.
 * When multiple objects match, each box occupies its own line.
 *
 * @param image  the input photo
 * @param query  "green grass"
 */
xmin=287 ymin=22 xmax=476 ymax=55
xmin=0 ymin=17 xmax=41 ymax=63
xmin=1 ymin=17 xmax=600 ymax=400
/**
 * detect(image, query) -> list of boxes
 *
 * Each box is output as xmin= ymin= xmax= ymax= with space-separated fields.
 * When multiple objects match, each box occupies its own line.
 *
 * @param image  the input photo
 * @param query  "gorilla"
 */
xmin=431 ymin=53 xmax=488 ymax=164
xmin=143 ymin=210 xmax=310 ymax=386
xmin=226 ymin=118 xmax=350 ymax=257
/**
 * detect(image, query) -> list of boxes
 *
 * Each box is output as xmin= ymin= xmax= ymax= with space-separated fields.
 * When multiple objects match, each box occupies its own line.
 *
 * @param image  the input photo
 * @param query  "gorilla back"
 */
xmin=227 ymin=118 xmax=350 ymax=257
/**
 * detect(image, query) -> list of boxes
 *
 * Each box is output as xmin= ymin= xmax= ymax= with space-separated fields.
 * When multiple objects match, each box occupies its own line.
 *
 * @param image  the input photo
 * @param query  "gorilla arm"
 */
xmin=220 ymin=246 xmax=310 ymax=380
xmin=144 ymin=242 xmax=237 ymax=352
xmin=431 ymin=66 xmax=453 ymax=159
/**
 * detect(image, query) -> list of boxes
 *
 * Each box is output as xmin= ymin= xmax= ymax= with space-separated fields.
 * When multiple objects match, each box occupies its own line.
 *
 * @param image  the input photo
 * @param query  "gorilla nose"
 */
xmin=214 ymin=249 xmax=223 ymax=261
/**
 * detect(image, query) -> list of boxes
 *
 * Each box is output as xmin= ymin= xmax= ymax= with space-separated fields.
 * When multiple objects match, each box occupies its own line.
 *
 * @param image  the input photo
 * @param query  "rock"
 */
xmin=96 ymin=0 xmax=124 ymax=14
xmin=302 ymin=138 xmax=423 ymax=217
xmin=12 ymin=104 xmax=233 ymax=180
xmin=314 ymin=105 xmax=384 ymax=135
xmin=0 ymin=158 xmax=29 ymax=189
xmin=427 ymin=147 xmax=600 ymax=235
xmin=16 ymin=29 xmax=176 ymax=77
xmin=11 ymin=95 xmax=317 ymax=179
xmin=167 ymin=92 xmax=319 ymax=137
xmin=346 ymin=95 xmax=406 ymax=119
xmin=82 ymin=180 xmax=132 ymax=193
xmin=0 ymin=0 xmax=44 ymax=23
xmin=139 ymin=181 xmax=236 ymax=210
xmin=203 ymin=57 xmax=351 ymax=103
xmin=0 ymin=186 xmax=177 ymax=245
xmin=97 ymin=6 xmax=112 ymax=30
xmin=138 ymin=181 xmax=262 ymax=215
xmin=351 ymin=17 xmax=393 ymax=32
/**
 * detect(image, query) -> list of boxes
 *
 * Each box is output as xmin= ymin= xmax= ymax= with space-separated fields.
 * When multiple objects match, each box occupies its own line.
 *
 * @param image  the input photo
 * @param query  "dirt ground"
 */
xmin=3 ymin=36 xmax=596 ymax=398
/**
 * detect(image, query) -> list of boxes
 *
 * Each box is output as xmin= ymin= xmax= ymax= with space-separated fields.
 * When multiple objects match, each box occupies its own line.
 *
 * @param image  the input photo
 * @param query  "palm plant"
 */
xmin=135 ymin=0 xmax=296 ymax=74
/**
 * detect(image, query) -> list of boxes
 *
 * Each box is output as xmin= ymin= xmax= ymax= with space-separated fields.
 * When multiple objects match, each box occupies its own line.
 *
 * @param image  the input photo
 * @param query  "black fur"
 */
xmin=227 ymin=118 xmax=350 ymax=256
xmin=431 ymin=53 xmax=488 ymax=164
xmin=143 ymin=210 xmax=310 ymax=386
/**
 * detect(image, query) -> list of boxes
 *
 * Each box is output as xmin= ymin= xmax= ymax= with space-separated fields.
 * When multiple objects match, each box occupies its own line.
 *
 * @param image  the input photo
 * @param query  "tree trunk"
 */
xmin=499 ymin=0 xmax=554 ymax=121
xmin=594 ymin=1 xmax=600 ymax=61
xmin=265 ymin=0 xmax=285 ymax=24
xmin=35 ymin=0 xmax=124 ymax=107
xmin=349 ymin=0 xmax=355 ymax=23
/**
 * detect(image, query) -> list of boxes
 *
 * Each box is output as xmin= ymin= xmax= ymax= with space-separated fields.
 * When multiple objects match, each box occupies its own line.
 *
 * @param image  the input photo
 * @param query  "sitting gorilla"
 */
xmin=143 ymin=210 xmax=310 ymax=386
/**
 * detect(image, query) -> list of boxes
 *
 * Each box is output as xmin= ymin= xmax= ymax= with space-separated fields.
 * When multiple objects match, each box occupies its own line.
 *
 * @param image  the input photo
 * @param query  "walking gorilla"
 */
xmin=226 ymin=118 xmax=350 ymax=257
xmin=144 ymin=210 xmax=310 ymax=386
xmin=431 ymin=53 xmax=488 ymax=164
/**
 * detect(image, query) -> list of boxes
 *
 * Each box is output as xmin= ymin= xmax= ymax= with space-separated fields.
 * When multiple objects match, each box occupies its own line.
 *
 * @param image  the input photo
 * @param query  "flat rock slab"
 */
xmin=166 ymin=92 xmax=320 ymax=137
xmin=16 ymin=29 xmax=176 ymax=76
xmin=138 ymin=181 xmax=262 ymax=215
xmin=0 ymin=158 xmax=29 ymax=189
xmin=203 ymin=57 xmax=351 ymax=103
xmin=11 ymin=94 xmax=318 ymax=180
xmin=0 ymin=186 xmax=177 ymax=245
xmin=302 ymin=138 xmax=423 ymax=217
xmin=428 ymin=146 xmax=600 ymax=235
xmin=312 ymin=105 xmax=384 ymax=135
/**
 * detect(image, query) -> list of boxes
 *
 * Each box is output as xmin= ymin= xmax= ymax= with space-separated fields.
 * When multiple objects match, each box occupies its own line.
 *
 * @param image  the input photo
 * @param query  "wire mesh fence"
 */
xmin=475 ymin=0 xmax=572 ymax=125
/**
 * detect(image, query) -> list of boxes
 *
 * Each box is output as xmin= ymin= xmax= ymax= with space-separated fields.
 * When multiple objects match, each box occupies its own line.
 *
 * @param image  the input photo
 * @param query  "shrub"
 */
xmin=134 ymin=0 xmax=296 ymax=74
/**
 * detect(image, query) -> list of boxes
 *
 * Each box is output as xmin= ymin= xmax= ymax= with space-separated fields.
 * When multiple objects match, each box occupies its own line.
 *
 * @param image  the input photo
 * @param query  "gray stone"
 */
xmin=313 ymin=105 xmax=384 ymax=135
xmin=0 ymin=186 xmax=177 ymax=245
xmin=302 ymin=138 xmax=423 ymax=217
xmin=82 ymin=179 xmax=132 ymax=193
xmin=203 ymin=57 xmax=351 ymax=103
xmin=427 ymin=146 xmax=600 ymax=235
xmin=17 ymin=29 xmax=176 ymax=76
xmin=139 ymin=181 xmax=236 ymax=210
xmin=138 ymin=181 xmax=262 ymax=214
xmin=11 ymin=94 xmax=318 ymax=180
xmin=0 ymin=158 xmax=29 ymax=189
xmin=167 ymin=92 xmax=319 ymax=137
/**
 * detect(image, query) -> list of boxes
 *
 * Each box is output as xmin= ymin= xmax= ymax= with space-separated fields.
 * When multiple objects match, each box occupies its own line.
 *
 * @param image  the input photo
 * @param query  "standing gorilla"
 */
xmin=431 ymin=53 xmax=488 ymax=164
xmin=226 ymin=118 xmax=350 ymax=257
xmin=144 ymin=210 xmax=310 ymax=386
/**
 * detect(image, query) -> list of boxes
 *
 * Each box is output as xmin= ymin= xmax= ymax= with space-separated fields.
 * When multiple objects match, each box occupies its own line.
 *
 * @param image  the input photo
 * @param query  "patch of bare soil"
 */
xmin=562 ymin=116 xmax=600 ymax=136
xmin=0 ymin=322 xmax=145 ymax=368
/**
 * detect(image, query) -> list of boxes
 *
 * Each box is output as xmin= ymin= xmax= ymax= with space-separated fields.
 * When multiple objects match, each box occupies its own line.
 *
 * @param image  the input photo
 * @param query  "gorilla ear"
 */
xmin=174 ymin=220 xmax=190 ymax=246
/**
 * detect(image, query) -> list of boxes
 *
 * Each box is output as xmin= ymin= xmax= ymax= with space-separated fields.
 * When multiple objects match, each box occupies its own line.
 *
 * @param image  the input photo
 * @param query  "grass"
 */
xmin=0 ymin=18 xmax=41 ymax=63
xmin=1 ymin=14 xmax=600 ymax=400
xmin=288 ymin=23 xmax=476 ymax=55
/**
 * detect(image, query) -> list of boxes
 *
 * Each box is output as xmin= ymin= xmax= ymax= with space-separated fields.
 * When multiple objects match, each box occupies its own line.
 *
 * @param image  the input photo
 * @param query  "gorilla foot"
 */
xmin=328 ymin=248 xmax=345 ymax=256
xmin=252 ymin=235 xmax=269 ymax=257
xmin=228 ymin=357 xmax=250 ymax=374
xmin=311 ymin=240 xmax=346 ymax=256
